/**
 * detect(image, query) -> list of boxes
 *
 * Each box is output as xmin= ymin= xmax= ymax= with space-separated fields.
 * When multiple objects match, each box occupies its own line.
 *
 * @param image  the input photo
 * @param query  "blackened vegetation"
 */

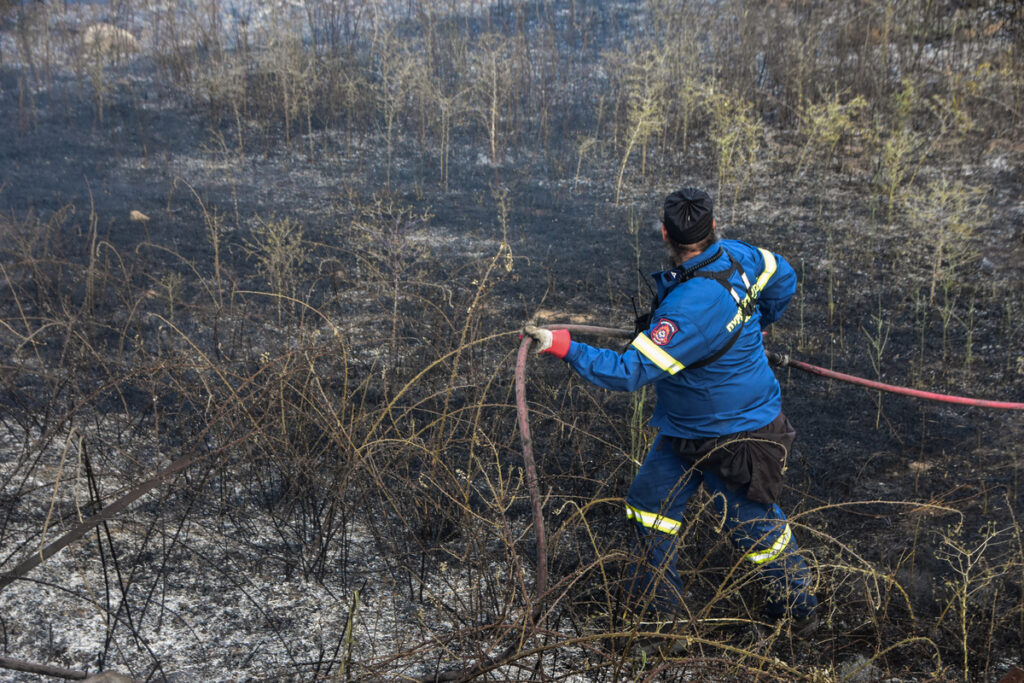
xmin=0 ymin=0 xmax=1023 ymax=680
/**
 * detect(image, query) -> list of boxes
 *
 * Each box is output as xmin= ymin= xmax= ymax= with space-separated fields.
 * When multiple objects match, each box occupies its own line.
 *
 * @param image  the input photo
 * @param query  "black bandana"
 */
xmin=663 ymin=188 xmax=713 ymax=244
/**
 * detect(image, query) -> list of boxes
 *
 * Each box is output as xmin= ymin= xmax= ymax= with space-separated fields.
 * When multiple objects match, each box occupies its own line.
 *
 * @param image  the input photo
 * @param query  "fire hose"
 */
xmin=515 ymin=325 xmax=635 ymax=614
xmin=514 ymin=323 xmax=1024 ymax=652
xmin=765 ymin=351 xmax=1024 ymax=410
xmin=2 ymin=325 xmax=1019 ymax=683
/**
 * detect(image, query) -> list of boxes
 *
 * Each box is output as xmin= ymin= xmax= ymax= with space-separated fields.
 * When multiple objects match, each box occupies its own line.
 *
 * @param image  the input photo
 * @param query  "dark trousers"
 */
xmin=624 ymin=422 xmax=818 ymax=619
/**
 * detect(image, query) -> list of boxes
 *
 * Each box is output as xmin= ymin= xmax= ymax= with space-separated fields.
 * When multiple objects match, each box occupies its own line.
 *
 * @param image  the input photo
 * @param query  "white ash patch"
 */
xmin=405 ymin=225 xmax=500 ymax=258
xmin=1 ymin=418 xmax=564 ymax=681
xmin=2 ymin=505 xmax=474 ymax=680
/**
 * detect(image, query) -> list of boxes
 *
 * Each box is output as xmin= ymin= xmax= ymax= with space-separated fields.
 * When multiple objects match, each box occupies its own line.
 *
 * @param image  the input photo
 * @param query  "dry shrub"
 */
xmin=709 ymin=86 xmax=762 ymax=221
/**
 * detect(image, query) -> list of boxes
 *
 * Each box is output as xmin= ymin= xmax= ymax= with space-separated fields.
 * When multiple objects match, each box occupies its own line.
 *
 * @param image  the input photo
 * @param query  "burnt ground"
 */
xmin=1 ymin=8 xmax=1024 ymax=682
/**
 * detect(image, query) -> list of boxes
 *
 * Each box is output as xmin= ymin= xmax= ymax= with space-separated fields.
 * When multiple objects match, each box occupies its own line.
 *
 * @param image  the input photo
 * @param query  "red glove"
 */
xmin=522 ymin=325 xmax=571 ymax=359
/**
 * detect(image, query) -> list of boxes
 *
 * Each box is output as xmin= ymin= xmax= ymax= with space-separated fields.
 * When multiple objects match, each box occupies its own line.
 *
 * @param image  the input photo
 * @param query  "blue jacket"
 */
xmin=563 ymin=239 xmax=797 ymax=438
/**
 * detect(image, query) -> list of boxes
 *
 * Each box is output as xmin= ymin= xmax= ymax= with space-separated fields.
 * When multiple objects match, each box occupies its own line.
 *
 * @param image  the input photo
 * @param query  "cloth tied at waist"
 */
xmin=666 ymin=412 xmax=796 ymax=504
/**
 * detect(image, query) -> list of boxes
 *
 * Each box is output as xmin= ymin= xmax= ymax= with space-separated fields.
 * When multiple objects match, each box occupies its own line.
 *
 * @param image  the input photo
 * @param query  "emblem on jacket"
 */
xmin=650 ymin=318 xmax=679 ymax=346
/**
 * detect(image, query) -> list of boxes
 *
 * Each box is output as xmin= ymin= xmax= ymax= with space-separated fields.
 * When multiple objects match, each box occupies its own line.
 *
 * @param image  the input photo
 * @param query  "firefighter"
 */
xmin=523 ymin=188 xmax=818 ymax=639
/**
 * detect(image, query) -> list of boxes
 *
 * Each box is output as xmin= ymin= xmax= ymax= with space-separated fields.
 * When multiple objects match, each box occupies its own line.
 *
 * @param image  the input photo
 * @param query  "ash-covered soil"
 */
xmin=1 ymin=1 xmax=1023 ymax=681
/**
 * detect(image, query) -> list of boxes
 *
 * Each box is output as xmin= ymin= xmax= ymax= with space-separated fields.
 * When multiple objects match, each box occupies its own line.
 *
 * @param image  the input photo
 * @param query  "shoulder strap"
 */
xmin=676 ymin=249 xmax=756 ymax=369
xmin=691 ymin=252 xmax=753 ymax=313
xmin=634 ymin=247 xmax=771 ymax=370
xmin=685 ymin=326 xmax=742 ymax=369
xmin=633 ymin=247 xmax=722 ymax=337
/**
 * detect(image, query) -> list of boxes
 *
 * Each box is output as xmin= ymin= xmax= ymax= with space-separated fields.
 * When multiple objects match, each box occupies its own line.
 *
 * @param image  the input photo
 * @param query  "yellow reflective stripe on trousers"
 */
xmin=625 ymin=503 xmax=682 ymax=535
xmin=745 ymin=523 xmax=792 ymax=565
xmin=631 ymin=333 xmax=685 ymax=375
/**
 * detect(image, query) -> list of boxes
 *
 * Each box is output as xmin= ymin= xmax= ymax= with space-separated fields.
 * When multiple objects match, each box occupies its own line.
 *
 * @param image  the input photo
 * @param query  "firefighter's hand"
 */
xmin=522 ymin=324 xmax=553 ymax=351
xmin=522 ymin=325 xmax=571 ymax=359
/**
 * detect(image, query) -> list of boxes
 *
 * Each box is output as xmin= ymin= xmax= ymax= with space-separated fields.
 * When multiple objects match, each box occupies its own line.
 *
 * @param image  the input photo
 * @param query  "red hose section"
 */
xmin=514 ymin=325 xmax=636 ymax=617
xmin=513 ymin=326 xmax=634 ymax=618
xmin=538 ymin=327 xmax=1023 ymax=410
xmin=541 ymin=324 xmax=636 ymax=339
xmin=771 ymin=353 xmax=1024 ymax=410
xmin=515 ymin=337 xmax=547 ymax=618
xmin=416 ymin=327 xmax=637 ymax=683
xmin=525 ymin=327 xmax=1023 ymax=410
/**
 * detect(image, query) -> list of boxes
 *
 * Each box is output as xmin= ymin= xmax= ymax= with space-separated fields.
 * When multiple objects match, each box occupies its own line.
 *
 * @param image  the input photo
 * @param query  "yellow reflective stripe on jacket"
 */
xmin=725 ymin=248 xmax=779 ymax=333
xmin=745 ymin=523 xmax=792 ymax=565
xmin=625 ymin=503 xmax=682 ymax=535
xmin=752 ymin=248 xmax=778 ymax=296
xmin=631 ymin=333 xmax=685 ymax=375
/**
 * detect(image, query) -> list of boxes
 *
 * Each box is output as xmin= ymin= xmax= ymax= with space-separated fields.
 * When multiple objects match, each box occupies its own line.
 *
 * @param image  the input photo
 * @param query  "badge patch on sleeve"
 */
xmin=650 ymin=318 xmax=679 ymax=346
